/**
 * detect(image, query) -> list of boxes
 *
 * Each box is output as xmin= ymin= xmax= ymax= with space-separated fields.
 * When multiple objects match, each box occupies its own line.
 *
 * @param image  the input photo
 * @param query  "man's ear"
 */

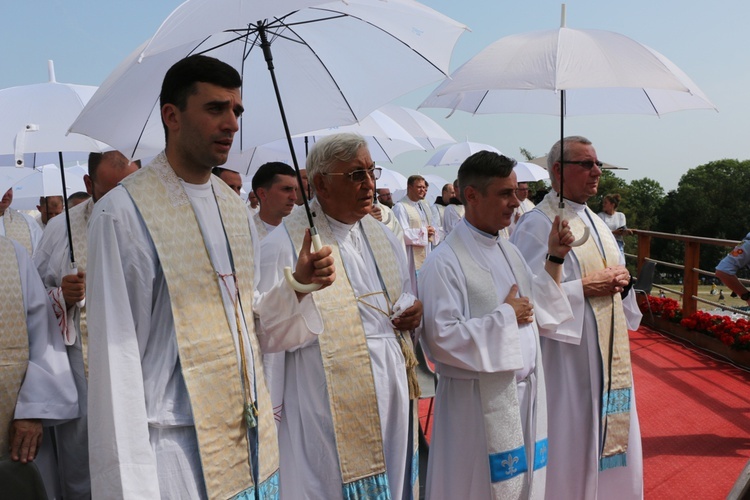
xmin=83 ymin=175 xmax=94 ymax=196
xmin=161 ymin=104 xmax=179 ymax=133
xmin=312 ymin=174 xmax=328 ymax=199
xmin=463 ymin=185 xmax=477 ymax=205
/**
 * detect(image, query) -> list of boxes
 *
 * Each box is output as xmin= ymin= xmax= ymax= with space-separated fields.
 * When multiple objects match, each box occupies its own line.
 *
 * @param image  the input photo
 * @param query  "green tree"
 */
xmin=627 ymin=178 xmax=665 ymax=230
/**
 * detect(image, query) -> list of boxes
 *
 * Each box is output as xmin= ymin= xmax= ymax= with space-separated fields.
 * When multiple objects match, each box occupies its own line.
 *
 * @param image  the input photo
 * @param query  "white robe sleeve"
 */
xmin=86 ymin=198 xmax=162 ymax=499
xmin=511 ymin=211 xmax=585 ymax=344
xmin=418 ymin=247 xmax=524 ymax=373
xmin=254 ymin=224 xmax=323 ymax=353
xmin=14 ymin=240 xmax=78 ymax=422
xmin=442 ymin=205 xmax=461 ymax=235
xmin=393 ymin=202 xmax=428 ymax=247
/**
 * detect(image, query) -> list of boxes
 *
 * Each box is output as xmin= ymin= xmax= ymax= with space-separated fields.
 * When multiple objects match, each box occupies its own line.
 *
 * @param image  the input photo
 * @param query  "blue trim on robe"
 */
xmin=602 ymin=388 xmax=631 ymax=417
xmin=411 ymin=449 xmax=419 ymax=487
xmin=342 ymin=473 xmax=391 ymax=500
xmin=233 ymin=470 xmax=280 ymax=499
xmin=600 ymin=452 xmax=628 ymax=471
xmin=533 ymin=439 xmax=549 ymax=470
xmin=489 ymin=445 xmax=528 ymax=483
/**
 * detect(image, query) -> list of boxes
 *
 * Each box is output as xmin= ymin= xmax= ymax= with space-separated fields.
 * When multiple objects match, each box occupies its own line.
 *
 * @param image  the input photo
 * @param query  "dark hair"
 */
xmin=604 ymin=193 xmax=622 ymax=208
xmin=67 ymin=191 xmax=91 ymax=204
xmin=88 ymin=150 xmax=130 ymax=181
xmin=407 ymin=175 xmax=426 ymax=187
xmin=252 ymin=162 xmax=296 ymax=193
xmin=457 ymin=151 xmax=517 ymax=204
xmin=160 ymin=55 xmax=242 ymax=141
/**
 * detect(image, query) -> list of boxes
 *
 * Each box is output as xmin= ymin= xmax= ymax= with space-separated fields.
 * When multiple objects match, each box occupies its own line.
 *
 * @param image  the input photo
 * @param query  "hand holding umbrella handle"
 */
xmin=284 ymin=231 xmax=324 ymax=293
xmin=557 ymin=206 xmax=590 ymax=247
xmin=68 ymin=263 xmax=85 ymax=309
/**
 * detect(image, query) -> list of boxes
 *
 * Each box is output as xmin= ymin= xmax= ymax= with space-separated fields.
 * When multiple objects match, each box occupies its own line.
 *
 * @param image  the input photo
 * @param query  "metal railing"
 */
xmin=630 ymin=230 xmax=749 ymax=318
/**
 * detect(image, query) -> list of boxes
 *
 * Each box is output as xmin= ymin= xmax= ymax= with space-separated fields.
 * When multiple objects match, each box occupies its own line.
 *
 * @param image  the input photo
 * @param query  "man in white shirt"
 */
xmin=393 ymin=175 xmax=439 ymax=293
xmin=511 ymin=135 xmax=643 ymax=500
xmin=35 ymin=196 xmax=64 ymax=230
xmin=211 ymin=166 xmax=243 ymax=197
xmin=251 ymin=162 xmax=298 ymax=239
xmin=33 ymin=150 xmax=139 ymax=499
xmin=85 ymin=55 xmax=335 ymax=499
xmin=260 ymin=133 xmax=423 ymax=499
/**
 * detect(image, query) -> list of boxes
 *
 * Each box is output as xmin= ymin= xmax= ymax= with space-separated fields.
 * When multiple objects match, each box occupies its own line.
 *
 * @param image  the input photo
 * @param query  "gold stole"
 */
xmin=252 ymin=211 xmax=269 ymax=240
xmin=284 ymin=201 xmax=418 ymax=495
xmin=399 ymin=199 xmax=432 ymax=269
xmin=3 ymin=210 xmax=33 ymax=255
xmin=537 ymin=194 xmax=632 ymax=468
xmin=0 ymin=236 xmax=29 ymax=460
xmin=69 ymin=199 xmax=92 ymax=377
xmin=122 ymin=156 xmax=278 ymax=499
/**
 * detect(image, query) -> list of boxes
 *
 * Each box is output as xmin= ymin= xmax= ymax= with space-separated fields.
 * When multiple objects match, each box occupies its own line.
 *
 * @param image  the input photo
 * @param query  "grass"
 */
xmin=651 ymin=284 xmax=748 ymax=312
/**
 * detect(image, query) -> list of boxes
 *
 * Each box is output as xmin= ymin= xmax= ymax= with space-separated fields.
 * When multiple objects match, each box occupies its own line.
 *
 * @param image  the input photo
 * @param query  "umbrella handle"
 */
xmin=284 ymin=232 xmax=324 ymax=293
xmin=557 ymin=206 xmax=590 ymax=247
xmin=68 ymin=263 xmax=86 ymax=309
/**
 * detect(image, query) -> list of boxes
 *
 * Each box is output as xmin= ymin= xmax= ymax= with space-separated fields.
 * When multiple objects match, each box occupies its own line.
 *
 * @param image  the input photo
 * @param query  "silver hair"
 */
xmin=546 ymin=135 xmax=592 ymax=176
xmin=306 ymin=133 xmax=369 ymax=181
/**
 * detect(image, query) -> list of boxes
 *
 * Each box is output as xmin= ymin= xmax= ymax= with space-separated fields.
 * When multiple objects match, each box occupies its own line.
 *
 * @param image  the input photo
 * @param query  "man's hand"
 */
xmin=293 ymin=229 xmax=335 ymax=298
xmin=62 ymin=271 xmax=86 ymax=309
xmin=392 ymin=300 xmax=423 ymax=331
xmin=370 ymin=204 xmax=383 ymax=222
xmin=504 ymin=285 xmax=534 ymax=324
xmin=10 ymin=419 xmax=42 ymax=463
xmin=427 ymin=225 xmax=436 ymax=239
xmin=548 ymin=215 xmax=575 ymax=259
xmin=582 ymin=265 xmax=631 ymax=297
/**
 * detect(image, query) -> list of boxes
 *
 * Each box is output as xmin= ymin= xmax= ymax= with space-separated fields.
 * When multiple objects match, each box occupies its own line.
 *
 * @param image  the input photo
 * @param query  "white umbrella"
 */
xmin=241 ymin=110 xmax=424 ymax=177
xmin=10 ymin=164 xmax=87 ymax=210
xmin=421 ymin=5 xmax=715 ymax=246
xmin=425 ymin=140 xmax=501 ymax=167
xmin=0 ymin=167 xmax=37 ymax=199
xmin=69 ymin=0 xmax=467 ymax=160
xmin=514 ymin=161 xmax=550 ymax=183
xmin=377 ymin=167 xmax=408 ymax=191
xmin=378 ymin=104 xmax=456 ymax=150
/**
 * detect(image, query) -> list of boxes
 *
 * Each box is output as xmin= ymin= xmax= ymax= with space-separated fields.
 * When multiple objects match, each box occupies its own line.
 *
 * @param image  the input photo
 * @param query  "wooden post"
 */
xmin=683 ymin=241 xmax=701 ymax=317
xmin=636 ymin=231 xmax=651 ymax=274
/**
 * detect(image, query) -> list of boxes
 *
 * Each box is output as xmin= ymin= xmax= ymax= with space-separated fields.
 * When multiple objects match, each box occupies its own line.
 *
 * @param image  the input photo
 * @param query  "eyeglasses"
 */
xmin=562 ymin=160 xmax=603 ymax=170
xmin=322 ymin=166 xmax=381 ymax=183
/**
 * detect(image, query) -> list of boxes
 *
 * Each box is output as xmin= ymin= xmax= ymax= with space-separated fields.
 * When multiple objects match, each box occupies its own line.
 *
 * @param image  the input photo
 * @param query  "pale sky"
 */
xmin=2 ymin=0 xmax=748 ymax=191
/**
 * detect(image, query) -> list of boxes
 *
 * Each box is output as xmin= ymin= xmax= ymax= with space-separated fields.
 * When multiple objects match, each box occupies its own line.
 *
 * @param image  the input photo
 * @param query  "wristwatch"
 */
xmin=545 ymin=253 xmax=565 ymax=265
xmin=741 ymin=291 xmax=750 ymax=301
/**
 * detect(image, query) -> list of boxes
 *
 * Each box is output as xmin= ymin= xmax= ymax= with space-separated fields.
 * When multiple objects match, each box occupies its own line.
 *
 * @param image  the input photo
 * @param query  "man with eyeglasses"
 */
xmin=259 ymin=133 xmax=423 ymax=499
xmin=393 ymin=174 xmax=440 ymax=294
xmin=511 ymin=136 xmax=643 ymax=500
xmin=507 ymin=182 xmax=535 ymax=236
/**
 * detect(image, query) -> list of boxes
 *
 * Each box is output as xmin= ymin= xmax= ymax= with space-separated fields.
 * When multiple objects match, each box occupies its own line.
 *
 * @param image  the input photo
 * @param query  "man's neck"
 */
xmin=258 ymin=208 xmax=281 ymax=227
xmin=165 ymin=149 xmax=212 ymax=185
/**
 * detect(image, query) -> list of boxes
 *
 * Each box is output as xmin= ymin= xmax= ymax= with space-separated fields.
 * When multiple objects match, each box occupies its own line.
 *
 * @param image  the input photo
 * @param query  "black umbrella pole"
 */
xmin=58 ymin=151 xmax=77 ymax=266
xmin=559 ymin=89 xmax=565 ymax=210
xmin=258 ymin=24 xmax=315 ymax=230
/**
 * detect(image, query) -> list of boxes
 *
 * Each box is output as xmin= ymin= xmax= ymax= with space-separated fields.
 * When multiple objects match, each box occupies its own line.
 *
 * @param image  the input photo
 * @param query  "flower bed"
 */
xmin=641 ymin=296 xmax=750 ymax=356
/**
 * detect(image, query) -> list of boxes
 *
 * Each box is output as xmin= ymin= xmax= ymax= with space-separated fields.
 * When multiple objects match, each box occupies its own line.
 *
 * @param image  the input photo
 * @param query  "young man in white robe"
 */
xmin=511 ymin=136 xmax=644 ymax=500
xmin=33 ymin=150 xmax=139 ymax=499
xmin=419 ymin=151 xmax=575 ymax=500
xmin=0 ymin=188 xmax=43 ymax=255
xmin=259 ymin=133 xmax=423 ymax=499
xmin=393 ymin=175 xmax=439 ymax=293
xmin=85 ymin=55 xmax=335 ymax=500
xmin=1 ymin=235 xmax=78 ymax=495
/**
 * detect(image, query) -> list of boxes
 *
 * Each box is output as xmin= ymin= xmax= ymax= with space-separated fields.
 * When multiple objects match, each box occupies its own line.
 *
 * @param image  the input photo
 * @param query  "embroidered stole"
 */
xmin=252 ymin=211 xmax=269 ymax=240
xmin=0 ymin=237 xmax=29 ymax=460
xmin=399 ymin=199 xmax=432 ymax=270
xmin=284 ymin=200 xmax=418 ymax=498
xmin=3 ymin=210 xmax=33 ymax=255
xmin=69 ymin=199 xmax=92 ymax=377
xmin=122 ymin=155 xmax=279 ymax=499
xmin=446 ymin=229 xmax=548 ymax=499
xmin=434 ymin=204 xmax=446 ymax=227
xmin=454 ymin=205 xmax=465 ymax=218
xmin=537 ymin=194 xmax=632 ymax=470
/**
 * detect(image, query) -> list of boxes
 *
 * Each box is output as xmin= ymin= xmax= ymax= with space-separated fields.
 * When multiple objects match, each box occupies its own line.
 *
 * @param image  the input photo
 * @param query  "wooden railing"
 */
xmin=630 ymin=230 xmax=741 ymax=317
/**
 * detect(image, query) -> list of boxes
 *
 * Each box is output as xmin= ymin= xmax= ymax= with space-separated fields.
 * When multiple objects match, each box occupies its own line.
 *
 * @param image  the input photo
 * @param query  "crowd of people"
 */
xmin=2 ymin=55 xmax=646 ymax=499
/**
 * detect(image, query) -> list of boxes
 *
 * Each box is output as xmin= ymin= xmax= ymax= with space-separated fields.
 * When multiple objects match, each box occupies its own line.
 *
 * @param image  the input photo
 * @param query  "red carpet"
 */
xmin=419 ymin=326 xmax=750 ymax=498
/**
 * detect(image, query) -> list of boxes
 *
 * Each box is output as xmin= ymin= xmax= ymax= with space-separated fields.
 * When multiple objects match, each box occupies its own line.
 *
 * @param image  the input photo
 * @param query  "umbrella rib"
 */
xmin=641 ymin=88 xmax=661 ymax=117
xmin=473 ymin=90 xmax=490 ymax=115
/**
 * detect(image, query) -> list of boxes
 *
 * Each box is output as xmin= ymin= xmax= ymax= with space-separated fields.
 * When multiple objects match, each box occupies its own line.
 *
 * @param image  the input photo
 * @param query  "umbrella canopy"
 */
xmin=69 ymin=0 xmax=468 ymax=160
xmin=241 ymin=110 xmax=424 ymax=176
xmin=378 ymin=104 xmax=456 ymax=149
xmin=10 ymin=165 xmax=87 ymax=210
xmin=0 ymin=167 xmax=37 ymax=199
xmin=377 ymin=167 xmax=408 ymax=191
xmin=420 ymin=24 xmax=716 ymax=116
xmin=514 ymin=161 xmax=550 ymax=183
xmin=425 ymin=140 xmax=501 ymax=167
xmin=0 ymin=61 xmax=108 ymax=166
